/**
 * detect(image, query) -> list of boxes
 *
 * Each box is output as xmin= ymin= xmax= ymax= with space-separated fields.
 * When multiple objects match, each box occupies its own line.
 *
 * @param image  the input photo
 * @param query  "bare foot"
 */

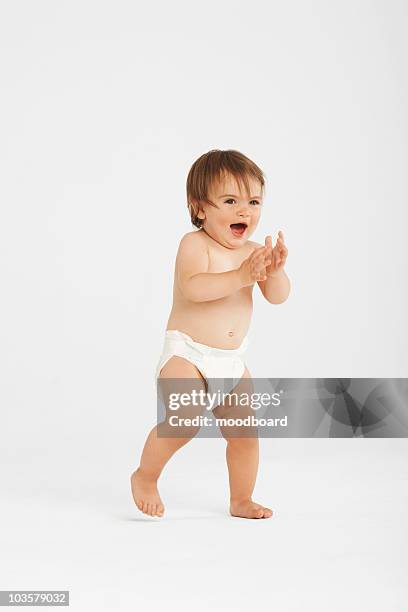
xmin=230 ymin=499 xmax=273 ymax=519
xmin=130 ymin=468 xmax=165 ymax=517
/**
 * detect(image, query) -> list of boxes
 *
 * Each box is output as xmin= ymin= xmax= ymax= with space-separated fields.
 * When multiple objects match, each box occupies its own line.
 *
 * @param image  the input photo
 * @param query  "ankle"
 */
xmin=230 ymin=496 xmax=252 ymax=505
xmin=135 ymin=466 xmax=160 ymax=483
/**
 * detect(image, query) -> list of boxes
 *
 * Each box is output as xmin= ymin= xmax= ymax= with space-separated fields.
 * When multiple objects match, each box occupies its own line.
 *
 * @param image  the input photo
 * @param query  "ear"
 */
xmin=191 ymin=199 xmax=205 ymax=220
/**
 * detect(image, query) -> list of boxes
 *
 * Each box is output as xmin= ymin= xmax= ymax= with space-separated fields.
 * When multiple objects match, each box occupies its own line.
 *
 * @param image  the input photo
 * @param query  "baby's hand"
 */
xmin=264 ymin=231 xmax=288 ymax=278
xmin=238 ymin=246 xmax=272 ymax=286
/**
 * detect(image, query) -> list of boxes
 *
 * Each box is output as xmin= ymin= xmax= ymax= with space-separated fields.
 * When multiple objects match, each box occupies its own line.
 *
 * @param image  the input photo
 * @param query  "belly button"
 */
xmin=228 ymin=331 xmax=234 ymax=336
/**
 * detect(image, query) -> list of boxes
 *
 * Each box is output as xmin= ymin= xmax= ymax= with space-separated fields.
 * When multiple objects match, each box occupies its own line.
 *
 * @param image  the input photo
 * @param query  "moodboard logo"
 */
xmin=155 ymin=378 xmax=408 ymax=438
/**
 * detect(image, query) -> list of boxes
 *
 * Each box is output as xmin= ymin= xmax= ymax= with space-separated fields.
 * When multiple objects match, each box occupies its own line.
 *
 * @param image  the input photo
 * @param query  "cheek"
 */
xmin=216 ymin=210 xmax=231 ymax=224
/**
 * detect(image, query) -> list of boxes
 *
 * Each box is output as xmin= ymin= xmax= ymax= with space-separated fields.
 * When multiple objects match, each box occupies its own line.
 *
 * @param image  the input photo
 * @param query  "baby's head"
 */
xmin=186 ymin=149 xmax=266 ymax=249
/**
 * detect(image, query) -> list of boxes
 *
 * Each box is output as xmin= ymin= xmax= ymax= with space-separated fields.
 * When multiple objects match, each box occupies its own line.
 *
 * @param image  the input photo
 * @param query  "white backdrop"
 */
xmin=1 ymin=0 xmax=407 ymax=453
xmin=1 ymin=2 xmax=407 ymax=610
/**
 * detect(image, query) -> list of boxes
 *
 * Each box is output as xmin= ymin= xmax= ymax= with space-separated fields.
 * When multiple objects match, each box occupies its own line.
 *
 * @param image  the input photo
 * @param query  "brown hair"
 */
xmin=186 ymin=149 xmax=266 ymax=229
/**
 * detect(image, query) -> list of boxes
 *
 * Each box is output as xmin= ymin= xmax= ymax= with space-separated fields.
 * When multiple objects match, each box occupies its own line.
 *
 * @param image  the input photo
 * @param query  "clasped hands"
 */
xmin=239 ymin=231 xmax=288 ymax=285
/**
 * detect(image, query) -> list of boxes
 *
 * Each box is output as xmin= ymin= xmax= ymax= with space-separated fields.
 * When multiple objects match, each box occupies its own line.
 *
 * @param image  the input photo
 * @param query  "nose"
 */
xmin=237 ymin=204 xmax=251 ymax=218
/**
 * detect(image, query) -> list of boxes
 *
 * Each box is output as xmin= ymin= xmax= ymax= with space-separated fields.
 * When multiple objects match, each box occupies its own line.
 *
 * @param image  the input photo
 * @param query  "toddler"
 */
xmin=131 ymin=149 xmax=290 ymax=519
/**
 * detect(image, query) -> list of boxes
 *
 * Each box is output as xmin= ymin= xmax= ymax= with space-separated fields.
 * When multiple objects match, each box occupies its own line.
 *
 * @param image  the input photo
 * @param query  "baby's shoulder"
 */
xmin=176 ymin=229 xmax=209 ymax=258
xmin=178 ymin=229 xmax=208 ymax=248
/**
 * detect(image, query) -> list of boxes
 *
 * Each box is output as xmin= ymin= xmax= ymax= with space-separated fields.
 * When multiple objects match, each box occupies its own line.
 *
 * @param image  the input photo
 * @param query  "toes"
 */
xmin=249 ymin=503 xmax=264 ymax=518
xmin=262 ymin=507 xmax=273 ymax=519
xmin=137 ymin=499 xmax=164 ymax=517
xmin=229 ymin=500 xmax=273 ymax=519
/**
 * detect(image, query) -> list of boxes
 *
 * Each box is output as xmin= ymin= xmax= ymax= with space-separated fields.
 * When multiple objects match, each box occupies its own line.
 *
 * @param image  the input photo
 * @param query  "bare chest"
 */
xmin=206 ymin=242 xmax=253 ymax=274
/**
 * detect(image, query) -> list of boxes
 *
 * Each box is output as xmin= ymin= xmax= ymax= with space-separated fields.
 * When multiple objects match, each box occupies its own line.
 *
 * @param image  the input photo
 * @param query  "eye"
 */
xmin=224 ymin=199 xmax=261 ymax=205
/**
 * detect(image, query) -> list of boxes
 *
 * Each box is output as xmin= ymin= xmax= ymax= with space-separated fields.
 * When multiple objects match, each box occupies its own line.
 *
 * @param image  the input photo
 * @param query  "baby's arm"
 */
xmin=177 ymin=234 xmax=267 ymax=302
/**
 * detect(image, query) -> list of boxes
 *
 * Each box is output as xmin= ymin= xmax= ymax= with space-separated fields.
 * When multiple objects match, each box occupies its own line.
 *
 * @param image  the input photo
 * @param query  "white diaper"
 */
xmin=155 ymin=329 xmax=249 ymax=395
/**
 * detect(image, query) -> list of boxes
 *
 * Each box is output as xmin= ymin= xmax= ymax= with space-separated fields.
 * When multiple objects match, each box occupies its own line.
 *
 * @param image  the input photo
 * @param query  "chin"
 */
xmin=227 ymin=236 xmax=248 ymax=249
xmin=229 ymin=231 xmax=250 ymax=245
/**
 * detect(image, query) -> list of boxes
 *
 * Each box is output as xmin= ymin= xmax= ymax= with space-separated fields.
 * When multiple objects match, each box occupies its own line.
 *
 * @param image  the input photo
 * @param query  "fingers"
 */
xmin=280 ymin=244 xmax=288 ymax=262
xmin=277 ymin=236 xmax=288 ymax=261
xmin=264 ymin=236 xmax=273 ymax=262
xmin=248 ymin=237 xmax=288 ymax=282
xmin=250 ymin=247 xmax=268 ymax=264
xmin=248 ymin=246 xmax=267 ymax=268
xmin=277 ymin=231 xmax=288 ymax=252
xmin=274 ymin=231 xmax=288 ymax=264
xmin=266 ymin=232 xmax=285 ymax=259
xmin=254 ymin=267 xmax=267 ymax=281
xmin=250 ymin=247 xmax=269 ymax=281
xmin=249 ymin=245 xmax=267 ymax=260
xmin=276 ymin=230 xmax=285 ymax=247
xmin=251 ymin=262 xmax=266 ymax=280
xmin=250 ymin=254 xmax=265 ymax=279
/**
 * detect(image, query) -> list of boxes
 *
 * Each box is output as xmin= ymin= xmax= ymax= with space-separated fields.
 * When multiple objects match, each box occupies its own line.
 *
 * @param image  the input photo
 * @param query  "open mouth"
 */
xmin=230 ymin=222 xmax=248 ymax=237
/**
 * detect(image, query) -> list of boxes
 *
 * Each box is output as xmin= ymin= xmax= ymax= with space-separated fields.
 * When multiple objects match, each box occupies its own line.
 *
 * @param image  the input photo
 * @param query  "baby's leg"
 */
xmin=131 ymin=356 xmax=207 ymax=517
xmin=213 ymin=367 xmax=273 ymax=519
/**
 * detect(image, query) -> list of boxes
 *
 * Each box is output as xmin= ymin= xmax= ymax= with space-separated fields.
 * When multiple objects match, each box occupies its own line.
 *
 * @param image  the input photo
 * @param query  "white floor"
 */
xmin=1 ymin=439 xmax=407 ymax=611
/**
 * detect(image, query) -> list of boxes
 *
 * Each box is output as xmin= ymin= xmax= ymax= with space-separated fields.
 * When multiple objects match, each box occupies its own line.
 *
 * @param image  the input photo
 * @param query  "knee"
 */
xmin=225 ymin=436 xmax=258 ymax=450
xmin=158 ymin=421 xmax=201 ymax=439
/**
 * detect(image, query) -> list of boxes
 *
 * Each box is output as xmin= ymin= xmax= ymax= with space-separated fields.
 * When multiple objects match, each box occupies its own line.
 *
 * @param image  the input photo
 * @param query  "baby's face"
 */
xmin=197 ymin=174 xmax=263 ymax=249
